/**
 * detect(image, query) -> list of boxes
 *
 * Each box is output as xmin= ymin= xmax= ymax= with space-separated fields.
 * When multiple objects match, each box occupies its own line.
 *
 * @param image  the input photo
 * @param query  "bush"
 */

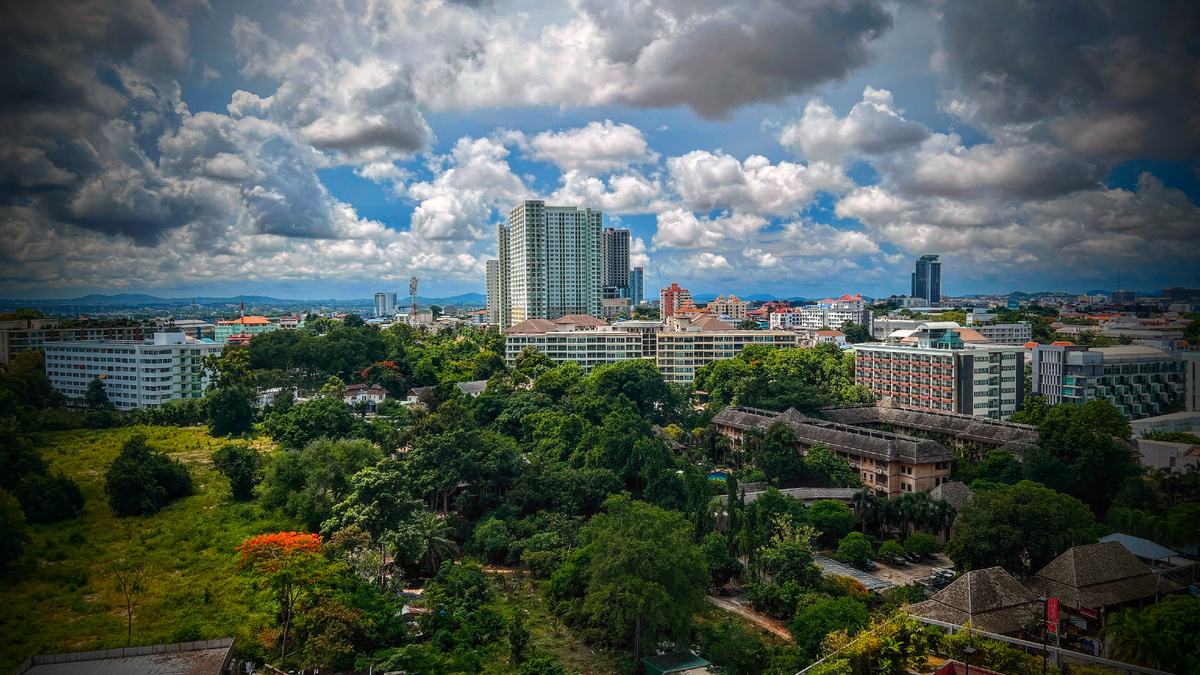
xmin=904 ymin=534 xmax=940 ymax=557
xmin=12 ymin=473 xmax=85 ymax=524
xmin=472 ymin=518 xmax=509 ymax=564
xmin=878 ymin=540 xmax=906 ymax=559
xmin=104 ymin=435 xmax=194 ymax=517
xmin=789 ymin=596 xmax=868 ymax=656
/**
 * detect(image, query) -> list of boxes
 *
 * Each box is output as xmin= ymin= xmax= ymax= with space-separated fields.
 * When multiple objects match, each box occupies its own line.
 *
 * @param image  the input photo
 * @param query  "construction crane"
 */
xmin=409 ymin=276 xmax=419 ymax=317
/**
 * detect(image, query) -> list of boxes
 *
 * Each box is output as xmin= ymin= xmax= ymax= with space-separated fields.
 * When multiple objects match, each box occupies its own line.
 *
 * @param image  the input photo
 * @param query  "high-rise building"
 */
xmin=374 ymin=292 xmax=398 ymax=317
xmin=495 ymin=200 xmax=603 ymax=328
xmin=630 ymin=267 xmax=644 ymax=305
xmin=485 ymin=259 xmax=500 ymax=325
xmin=911 ymin=254 xmax=942 ymax=306
xmin=660 ymin=283 xmax=693 ymax=320
xmin=601 ymin=227 xmax=631 ymax=292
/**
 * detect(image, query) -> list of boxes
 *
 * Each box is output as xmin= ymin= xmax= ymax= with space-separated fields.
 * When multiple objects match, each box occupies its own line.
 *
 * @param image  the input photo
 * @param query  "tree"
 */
xmin=556 ymin=496 xmax=707 ymax=658
xmin=809 ymin=500 xmax=856 ymax=544
xmin=697 ymin=618 xmax=770 ymax=675
xmin=789 ymin=597 xmax=868 ymax=657
xmin=1103 ymin=596 xmax=1200 ymax=675
xmin=212 ymin=444 xmax=263 ymax=501
xmin=238 ymin=532 xmax=324 ymax=664
xmin=836 ymin=532 xmax=874 ymax=564
xmin=840 ymin=323 xmax=872 ymax=344
xmin=878 ymin=540 xmax=906 ymax=559
xmin=737 ymin=319 xmax=761 ymax=330
xmin=701 ymin=532 xmax=743 ymax=590
xmin=903 ymin=534 xmax=940 ymax=557
xmin=0 ymin=489 xmax=28 ymax=567
xmin=342 ymin=313 xmax=365 ymax=328
xmin=261 ymin=438 xmax=382 ymax=531
xmin=1023 ymin=399 xmax=1136 ymax=514
xmin=263 ymin=396 xmax=356 ymax=450
xmin=753 ymin=421 xmax=804 ymax=481
xmin=514 ymin=346 xmax=556 ymax=378
xmin=206 ymin=384 xmax=256 ymax=437
xmin=804 ymin=444 xmax=862 ymax=488
xmin=104 ymin=435 xmax=194 ymax=517
xmin=946 ymin=480 xmax=1099 ymax=574
xmin=112 ymin=559 xmax=150 ymax=644
xmin=84 ymin=376 xmax=112 ymax=409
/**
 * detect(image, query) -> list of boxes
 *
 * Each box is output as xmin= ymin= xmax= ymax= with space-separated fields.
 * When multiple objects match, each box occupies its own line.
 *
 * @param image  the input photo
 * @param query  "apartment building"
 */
xmin=1 ymin=319 xmax=157 ymax=365
xmin=44 ymin=332 xmax=222 ymax=409
xmin=612 ymin=320 xmax=663 ymax=359
xmin=601 ymin=227 xmax=631 ymax=293
xmin=708 ymin=295 xmax=748 ymax=321
xmin=486 ymin=259 xmax=501 ymax=325
xmin=1031 ymin=344 xmax=1186 ymax=420
xmin=503 ymin=315 xmax=644 ymax=372
xmin=657 ymin=329 xmax=796 ymax=384
xmin=710 ymin=407 xmax=954 ymax=497
xmin=911 ymin=254 xmax=942 ymax=306
xmin=494 ymin=200 xmax=603 ymax=328
xmin=854 ymin=343 xmax=1025 ymax=419
xmin=660 ymin=283 xmax=693 ymax=320
xmin=971 ymin=323 xmax=1033 ymax=345
xmin=374 ymin=292 xmax=398 ymax=317
xmin=630 ymin=267 xmax=644 ymax=306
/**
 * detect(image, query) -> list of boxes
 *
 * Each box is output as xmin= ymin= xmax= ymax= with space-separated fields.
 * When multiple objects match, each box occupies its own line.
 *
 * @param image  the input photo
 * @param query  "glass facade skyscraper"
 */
xmin=911 ymin=254 xmax=942 ymax=305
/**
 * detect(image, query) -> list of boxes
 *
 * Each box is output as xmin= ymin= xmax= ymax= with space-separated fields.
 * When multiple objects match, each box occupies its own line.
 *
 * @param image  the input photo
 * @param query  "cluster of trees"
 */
xmin=2 ymin=431 xmax=85 ymax=525
xmin=104 ymin=435 xmax=195 ymax=517
xmin=693 ymin=342 xmax=874 ymax=415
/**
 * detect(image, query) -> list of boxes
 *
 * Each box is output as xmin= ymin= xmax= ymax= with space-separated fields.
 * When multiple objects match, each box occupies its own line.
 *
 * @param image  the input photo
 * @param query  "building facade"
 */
xmin=707 ymin=295 xmax=748 ymax=321
xmin=601 ymin=227 xmax=631 ymax=293
xmin=854 ymin=343 xmax=1025 ymax=419
xmin=214 ymin=316 xmax=277 ymax=342
xmin=770 ymin=305 xmax=872 ymax=331
xmin=496 ymin=200 xmax=602 ymax=328
xmin=660 ymin=283 xmax=693 ymax=320
xmin=971 ymin=322 xmax=1033 ymax=345
xmin=44 ymin=332 xmax=222 ymax=409
xmin=630 ymin=267 xmax=644 ymax=306
xmin=486 ymin=259 xmax=501 ymax=325
xmin=911 ymin=254 xmax=942 ymax=306
xmin=1031 ymin=344 xmax=1186 ymax=419
xmin=374 ymin=292 xmax=398 ymax=317
xmin=657 ymin=330 xmax=796 ymax=384
xmin=504 ymin=318 xmax=644 ymax=373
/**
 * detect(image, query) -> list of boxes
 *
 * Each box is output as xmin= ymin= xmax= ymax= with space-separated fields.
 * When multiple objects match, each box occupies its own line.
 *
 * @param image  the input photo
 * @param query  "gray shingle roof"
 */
xmin=1024 ymin=541 xmax=1183 ymax=609
xmin=821 ymin=403 xmax=1039 ymax=456
xmin=930 ymin=481 xmax=973 ymax=509
xmin=907 ymin=567 xmax=1039 ymax=634
xmin=711 ymin=406 xmax=955 ymax=464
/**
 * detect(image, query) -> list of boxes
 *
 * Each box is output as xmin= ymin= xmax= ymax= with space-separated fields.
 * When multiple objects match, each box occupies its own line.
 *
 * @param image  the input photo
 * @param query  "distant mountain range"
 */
xmin=0 ymin=292 xmax=487 ymax=308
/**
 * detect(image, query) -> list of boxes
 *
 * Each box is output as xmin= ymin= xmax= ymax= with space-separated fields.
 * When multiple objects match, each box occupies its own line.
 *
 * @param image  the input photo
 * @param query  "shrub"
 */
xmin=836 ymin=532 xmax=873 ymax=564
xmin=212 ymin=444 xmax=263 ymax=501
xmin=878 ymin=540 xmax=906 ymax=559
xmin=904 ymin=534 xmax=940 ymax=557
xmin=12 ymin=473 xmax=85 ymax=523
xmin=0 ymin=489 xmax=28 ymax=566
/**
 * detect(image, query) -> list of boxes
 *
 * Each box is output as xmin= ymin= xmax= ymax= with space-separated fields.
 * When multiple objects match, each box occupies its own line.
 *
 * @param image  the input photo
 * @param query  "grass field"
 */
xmin=0 ymin=427 xmax=294 ymax=673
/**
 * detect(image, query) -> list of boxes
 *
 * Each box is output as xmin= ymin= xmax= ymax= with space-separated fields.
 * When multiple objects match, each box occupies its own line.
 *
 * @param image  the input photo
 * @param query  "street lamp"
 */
xmin=963 ymin=646 xmax=977 ymax=675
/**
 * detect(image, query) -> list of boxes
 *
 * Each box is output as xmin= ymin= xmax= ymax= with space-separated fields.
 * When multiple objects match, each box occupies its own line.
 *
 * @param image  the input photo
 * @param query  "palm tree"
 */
xmin=931 ymin=499 xmax=957 ymax=541
xmin=851 ymin=488 xmax=879 ymax=533
xmin=415 ymin=512 xmax=458 ymax=575
xmin=879 ymin=498 xmax=900 ymax=538
xmin=1103 ymin=608 xmax=1178 ymax=671
xmin=742 ymin=426 xmax=765 ymax=470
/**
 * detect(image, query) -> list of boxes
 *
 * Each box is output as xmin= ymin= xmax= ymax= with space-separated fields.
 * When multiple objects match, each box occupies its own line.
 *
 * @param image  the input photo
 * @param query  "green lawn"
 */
xmin=0 ymin=427 xmax=294 ymax=673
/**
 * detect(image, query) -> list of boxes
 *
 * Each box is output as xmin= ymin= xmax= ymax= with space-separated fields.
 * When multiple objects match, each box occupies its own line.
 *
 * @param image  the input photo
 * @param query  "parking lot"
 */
xmin=870 ymin=554 xmax=953 ymax=587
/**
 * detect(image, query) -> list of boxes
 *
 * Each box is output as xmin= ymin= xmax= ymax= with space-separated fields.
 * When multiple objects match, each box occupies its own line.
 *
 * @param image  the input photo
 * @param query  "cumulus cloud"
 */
xmin=668 ymin=151 xmax=850 ymax=216
xmin=688 ymin=252 xmax=731 ymax=270
xmin=548 ymin=170 xmax=663 ymax=214
xmin=406 ymin=136 xmax=527 ymax=241
xmin=780 ymin=86 xmax=929 ymax=162
xmin=520 ymin=120 xmax=659 ymax=174
xmin=653 ymin=209 xmax=768 ymax=250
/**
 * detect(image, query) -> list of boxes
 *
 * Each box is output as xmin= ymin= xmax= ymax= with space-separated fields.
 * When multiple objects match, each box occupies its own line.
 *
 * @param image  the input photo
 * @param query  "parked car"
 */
xmin=887 ymin=555 xmax=908 ymax=566
xmin=860 ymin=559 xmax=877 ymax=571
xmin=905 ymin=552 xmax=922 ymax=563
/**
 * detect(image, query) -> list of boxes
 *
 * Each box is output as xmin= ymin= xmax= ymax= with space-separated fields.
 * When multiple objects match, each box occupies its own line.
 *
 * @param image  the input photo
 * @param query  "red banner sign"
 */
xmin=1079 ymin=606 xmax=1099 ymax=620
xmin=1047 ymin=598 xmax=1059 ymax=632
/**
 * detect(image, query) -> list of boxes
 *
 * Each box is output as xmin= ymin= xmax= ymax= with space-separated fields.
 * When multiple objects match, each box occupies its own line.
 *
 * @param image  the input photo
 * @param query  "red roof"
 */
xmin=1051 ymin=341 xmax=1074 ymax=346
xmin=1023 ymin=342 xmax=1039 ymax=348
xmin=219 ymin=316 xmax=271 ymax=325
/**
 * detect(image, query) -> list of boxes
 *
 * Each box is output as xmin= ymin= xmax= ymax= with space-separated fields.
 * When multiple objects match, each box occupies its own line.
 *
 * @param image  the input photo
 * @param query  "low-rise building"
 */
xmin=1 ymin=319 xmax=158 ymax=364
xmin=215 ymin=316 xmax=277 ymax=342
xmin=1023 ymin=542 xmax=1183 ymax=618
xmin=44 ymin=332 xmax=222 ymax=409
xmin=854 ymin=342 xmax=1026 ymax=419
xmin=344 ymin=384 xmax=388 ymax=411
xmin=822 ymin=400 xmax=1039 ymax=457
xmin=907 ymin=567 xmax=1040 ymax=635
xmin=707 ymin=295 xmax=748 ymax=321
xmin=657 ymin=328 xmax=795 ymax=384
xmin=970 ymin=323 xmax=1033 ymax=345
xmin=710 ymin=407 xmax=954 ymax=496
xmin=612 ymin=320 xmax=664 ymax=359
xmin=504 ymin=316 xmax=644 ymax=373
xmin=1031 ymin=344 xmax=1186 ymax=420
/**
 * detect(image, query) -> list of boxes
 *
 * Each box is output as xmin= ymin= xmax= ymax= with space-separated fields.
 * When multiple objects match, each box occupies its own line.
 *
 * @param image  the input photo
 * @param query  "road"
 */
xmin=705 ymin=595 xmax=793 ymax=641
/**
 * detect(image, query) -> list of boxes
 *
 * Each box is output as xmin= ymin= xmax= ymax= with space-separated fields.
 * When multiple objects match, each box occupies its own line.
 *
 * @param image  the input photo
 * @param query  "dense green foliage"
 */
xmin=946 ymin=480 xmax=1099 ymax=574
xmin=103 ymin=435 xmax=194 ymax=517
xmin=0 ymin=489 xmax=28 ymax=567
xmin=693 ymin=343 xmax=874 ymax=413
xmin=1102 ymin=595 xmax=1200 ymax=674
xmin=212 ymin=444 xmax=264 ymax=501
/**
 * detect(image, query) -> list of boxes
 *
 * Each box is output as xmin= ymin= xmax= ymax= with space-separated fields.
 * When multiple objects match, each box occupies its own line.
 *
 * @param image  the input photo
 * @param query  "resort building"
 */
xmin=657 ymin=327 xmax=795 ymax=384
xmin=1030 ymin=344 xmax=1186 ymax=420
xmin=214 ymin=316 xmax=276 ymax=342
xmin=503 ymin=315 xmax=643 ymax=373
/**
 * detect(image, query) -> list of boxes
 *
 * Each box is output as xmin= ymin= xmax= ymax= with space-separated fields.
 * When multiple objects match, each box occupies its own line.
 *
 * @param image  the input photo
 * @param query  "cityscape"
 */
xmin=1 ymin=2 xmax=1199 ymax=675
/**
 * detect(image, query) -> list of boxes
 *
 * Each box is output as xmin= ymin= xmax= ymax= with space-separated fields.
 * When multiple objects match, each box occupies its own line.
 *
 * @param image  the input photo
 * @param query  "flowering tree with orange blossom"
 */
xmin=238 ymin=532 xmax=323 ymax=665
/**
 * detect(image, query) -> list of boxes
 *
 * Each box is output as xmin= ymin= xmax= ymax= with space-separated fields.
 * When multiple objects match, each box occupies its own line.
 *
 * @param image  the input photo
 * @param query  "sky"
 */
xmin=1 ymin=0 xmax=1198 ymax=301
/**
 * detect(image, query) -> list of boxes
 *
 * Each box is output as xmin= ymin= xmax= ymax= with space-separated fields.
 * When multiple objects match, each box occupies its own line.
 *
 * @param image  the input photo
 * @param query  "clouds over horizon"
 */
xmin=0 ymin=0 xmax=1197 ymax=297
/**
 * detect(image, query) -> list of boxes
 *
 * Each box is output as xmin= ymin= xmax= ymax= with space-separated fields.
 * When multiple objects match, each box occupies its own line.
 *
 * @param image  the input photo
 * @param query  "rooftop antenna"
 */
xmin=239 ymin=301 xmax=244 ymax=319
xmin=409 ymin=276 xmax=419 ymax=317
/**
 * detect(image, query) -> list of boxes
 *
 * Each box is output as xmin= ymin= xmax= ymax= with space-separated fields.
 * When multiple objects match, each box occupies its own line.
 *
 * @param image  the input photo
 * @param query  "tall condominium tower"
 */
xmin=630 ymin=267 xmax=644 ymax=305
xmin=374 ymin=291 xmax=398 ymax=317
xmin=911 ymin=254 xmax=942 ymax=306
xmin=660 ymin=282 xmax=693 ymax=320
xmin=485 ymin=259 xmax=500 ymax=325
xmin=601 ymin=227 xmax=631 ymax=292
xmin=495 ymin=200 xmax=603 ymax=328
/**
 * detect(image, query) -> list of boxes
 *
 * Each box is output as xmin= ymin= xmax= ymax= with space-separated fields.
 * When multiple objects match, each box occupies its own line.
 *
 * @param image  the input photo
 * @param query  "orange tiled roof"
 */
xmin=219 ymin=316 xmax=271 ymax=325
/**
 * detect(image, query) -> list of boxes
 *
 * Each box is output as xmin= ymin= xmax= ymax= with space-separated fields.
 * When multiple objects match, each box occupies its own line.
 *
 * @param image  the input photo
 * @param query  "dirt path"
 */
xmin=706 ymin=596 xmax=793 ymax=642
